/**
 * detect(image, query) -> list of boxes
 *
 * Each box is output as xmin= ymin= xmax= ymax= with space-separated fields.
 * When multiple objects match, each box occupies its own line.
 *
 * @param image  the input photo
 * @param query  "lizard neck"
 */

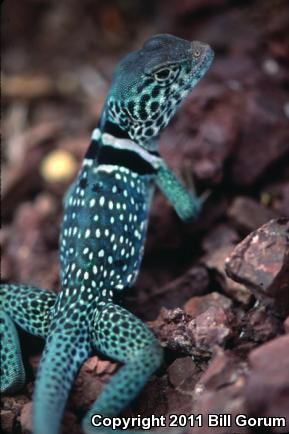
xmin=84 ymin=123 xmax=162 ymax=176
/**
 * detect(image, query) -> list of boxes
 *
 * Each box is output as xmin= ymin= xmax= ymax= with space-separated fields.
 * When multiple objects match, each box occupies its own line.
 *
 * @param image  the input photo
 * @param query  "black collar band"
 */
xmin=97 ymin=145 xmax=157 ymax=175
xmin=84 ymin=136 xmax=158 ymax=176
xmin=103 ymin=120 xmax=130 ymax=140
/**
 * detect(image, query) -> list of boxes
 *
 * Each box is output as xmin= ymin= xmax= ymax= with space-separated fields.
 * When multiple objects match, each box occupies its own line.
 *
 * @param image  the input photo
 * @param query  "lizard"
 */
xmin=0 ymin=34 xmax=214 ymax=434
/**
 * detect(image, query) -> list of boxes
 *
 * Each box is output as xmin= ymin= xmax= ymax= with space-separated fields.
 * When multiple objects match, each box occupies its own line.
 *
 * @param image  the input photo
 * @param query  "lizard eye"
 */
xmin=154 ymin=68 xmax=171 ymax=81
xmin=193 ymin=49 xmax=201 ymax=58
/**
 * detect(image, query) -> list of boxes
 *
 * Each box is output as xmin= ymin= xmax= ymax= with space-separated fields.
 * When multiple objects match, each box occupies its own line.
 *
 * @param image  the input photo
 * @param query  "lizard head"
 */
xmin=103 ymin=34 xmax=214 ymax=149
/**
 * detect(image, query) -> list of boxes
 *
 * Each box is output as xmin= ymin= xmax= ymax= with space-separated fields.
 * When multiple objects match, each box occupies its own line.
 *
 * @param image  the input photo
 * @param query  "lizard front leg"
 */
xmin=82 ymin=302 xmax=163 ymax=433
xmin=0 ymin=284 xmax=56 ymax=393
xmin=155 ymin=162 xmax=203 ymax=223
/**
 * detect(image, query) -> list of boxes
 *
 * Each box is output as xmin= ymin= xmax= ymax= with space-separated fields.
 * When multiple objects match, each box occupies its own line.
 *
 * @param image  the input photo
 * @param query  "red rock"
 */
xmin=20 ymin=402 xmax=32 ymax=433
xmin=0 ymin=410 xmax=15 ymax=433
xmin=160 ymin=95 xmax=240 ymax=185
xmin=5 ymin=193 xmax=60 ymax=292
xmin=1 ymin=395 xmax=30 ymax=434
xmin=203 ymin=243 xmax=252 ymax=305
xmin=184 ymin=292 xmax=232 ymax=317
xmin=238 ymin=305 xmax=281 ymax=345
xmin=168 ymin=357 xmax=200 ymax=392
xmin=188 ymin=306 xmax=232 ymax=351
xmin=246 ymin=334 xmax=289 ymax=432
xmin=231 ymin=89 xmax=289 ymax=186
xmin=202 ymin=224 xmax=239 ymax=253
xmin=69 ymin=356 xmax=117 ymax=414
xmin=225 ymin=218 xmax=289 ymax=317
xmin=190 ymin=348 xmax=248 ymax=434
xmin=228 ymin=196 xmax=278 ymax=234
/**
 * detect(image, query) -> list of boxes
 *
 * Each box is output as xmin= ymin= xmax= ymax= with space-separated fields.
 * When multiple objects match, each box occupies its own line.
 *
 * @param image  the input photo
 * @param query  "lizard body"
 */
xmin=0 ymin=34 xmax=214 ymax=434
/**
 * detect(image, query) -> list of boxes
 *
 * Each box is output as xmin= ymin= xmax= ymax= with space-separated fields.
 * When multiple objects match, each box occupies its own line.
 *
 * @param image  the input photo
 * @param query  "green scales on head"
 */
xmin=0 ymin=34 xmax=214 ymax=434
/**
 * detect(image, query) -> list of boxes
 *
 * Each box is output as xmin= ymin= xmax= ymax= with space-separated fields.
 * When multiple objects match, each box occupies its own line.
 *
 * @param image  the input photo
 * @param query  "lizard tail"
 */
xmin=32 ymin=327 xmax=90 ymax=434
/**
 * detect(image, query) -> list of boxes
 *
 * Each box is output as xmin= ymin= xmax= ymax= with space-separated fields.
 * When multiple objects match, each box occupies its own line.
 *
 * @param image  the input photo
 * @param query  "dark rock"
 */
xmin=129 ymin=375 xmax=169 ymax=418
xmin=225 ymin=218 xmax=289 ymax=317
xmin=202 ymin=225 xmax=252 ymax=305
xmin=152 ymin=304 xmax=232 ymax=357
xmin=69 ymin=356 xmax=117 ymax=414
xmin=136 ymin=266 xmax=209 ymax=320
xmin=228 ymin=196 xmax=278 ymax=234
xmin=167 ymin=357 xmax=200 ymax=393
xmin=238 ymin=305 xmax=281 ymax=345
xmin=265 ymin=181 xmax=289 ymax=217
xmin=146 ymin=191 xmax=184 ymax=252
xmin=1 ymin=410 xmax=16 ymax=433
xmin=150 ymin=308 xmax=194 ymax=355
xmin=246 ymin=334 xmax=289 ymax=433
xmin=202 ymin=224 xmax=239 ymax=253
xmin=164 ymin=357 xmax=203 ymax=416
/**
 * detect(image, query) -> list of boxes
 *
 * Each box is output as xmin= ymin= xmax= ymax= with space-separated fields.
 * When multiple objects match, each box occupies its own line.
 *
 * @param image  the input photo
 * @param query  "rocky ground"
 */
xmin=1 ymin=0 xmax=289 ymax=433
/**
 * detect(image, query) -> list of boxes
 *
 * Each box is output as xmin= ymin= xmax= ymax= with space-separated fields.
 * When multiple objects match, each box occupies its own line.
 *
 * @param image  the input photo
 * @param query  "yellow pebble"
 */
xmin=41 ymin=149 xmax=77 ymax=182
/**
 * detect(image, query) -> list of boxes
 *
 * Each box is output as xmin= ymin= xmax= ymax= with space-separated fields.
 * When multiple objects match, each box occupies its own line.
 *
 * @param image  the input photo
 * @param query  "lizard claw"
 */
xmin=180 ymin=159 xmax=197 ymax=195
xmin=199 ymin=188 xmax=212 ymax=205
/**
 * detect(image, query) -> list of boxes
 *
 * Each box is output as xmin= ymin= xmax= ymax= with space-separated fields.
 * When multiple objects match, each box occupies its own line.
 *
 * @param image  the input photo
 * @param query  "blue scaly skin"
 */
xmin=0 ymin=34 xmax=214 ymax=434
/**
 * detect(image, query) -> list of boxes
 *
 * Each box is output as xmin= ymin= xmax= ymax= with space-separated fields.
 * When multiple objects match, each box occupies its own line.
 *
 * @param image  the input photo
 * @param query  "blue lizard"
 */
xmin=0 ymin=34 xmax=214 ymax=434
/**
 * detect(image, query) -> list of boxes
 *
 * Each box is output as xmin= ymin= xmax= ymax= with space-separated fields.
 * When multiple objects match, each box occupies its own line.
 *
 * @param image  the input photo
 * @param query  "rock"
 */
xmin=160 ymin=94 xmax=240 ymax=185
xmin=246 ymin=334 xmax=289 ymax=432
xmin=188 ymin=306 xmax=232 ymax=352
xmin=165 ymin=357 xmax=202 ymax=415
xmin=228 ymin=196 xmax=278 ymax=234
xmin=238 ymin=305 xmax=281 ymax=345
xmin=265 ymin=181 xmax=289 ymax=217
xmin=184 ymin=292 xmax=232 ymax=317
xmin=1 ymin=410 xmax=15 ymax=433
xmin=284 ymin=316 xmax=289 ymax=333
xmin=168 ymin=356 xmax=200 ymax=392
xmin=150 ymin=308 xmax=194 ymax=355
xmin=225 ymin=218 xmax=289 ymax=317
xmin=69 ymin=355 xmax=117 ymax=414
xmin=137 ymin=266 xmax=209 ymax=320
xmin=62 ymin=412 xmax=80 ymax=434
xmin=231 ymin=89 xmax=289 ymax=186
xmin=1 ymin=395 xmax=30 ymax=434
xmin=5 ymin=193 xmax=60 ymax=292
xmin=190 ymin=348 xmax=248 ymax=434
xmin=151 ymin=294 xmax=233 ymax=356
xmin=20 ymin=402 xmax=32 ymax=433
xmin=202 ymin=224 xmax=239 ymax=253
xmin=203 ymin=243 xmax=252 ymax=305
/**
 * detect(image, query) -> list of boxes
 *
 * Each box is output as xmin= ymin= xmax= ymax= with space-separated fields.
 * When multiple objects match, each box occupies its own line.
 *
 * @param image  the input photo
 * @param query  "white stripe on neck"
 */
xmin=101 ymin=133 xmax=162 ymax=169
xmin=90 ymin=128 xmax=162 ymax=170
